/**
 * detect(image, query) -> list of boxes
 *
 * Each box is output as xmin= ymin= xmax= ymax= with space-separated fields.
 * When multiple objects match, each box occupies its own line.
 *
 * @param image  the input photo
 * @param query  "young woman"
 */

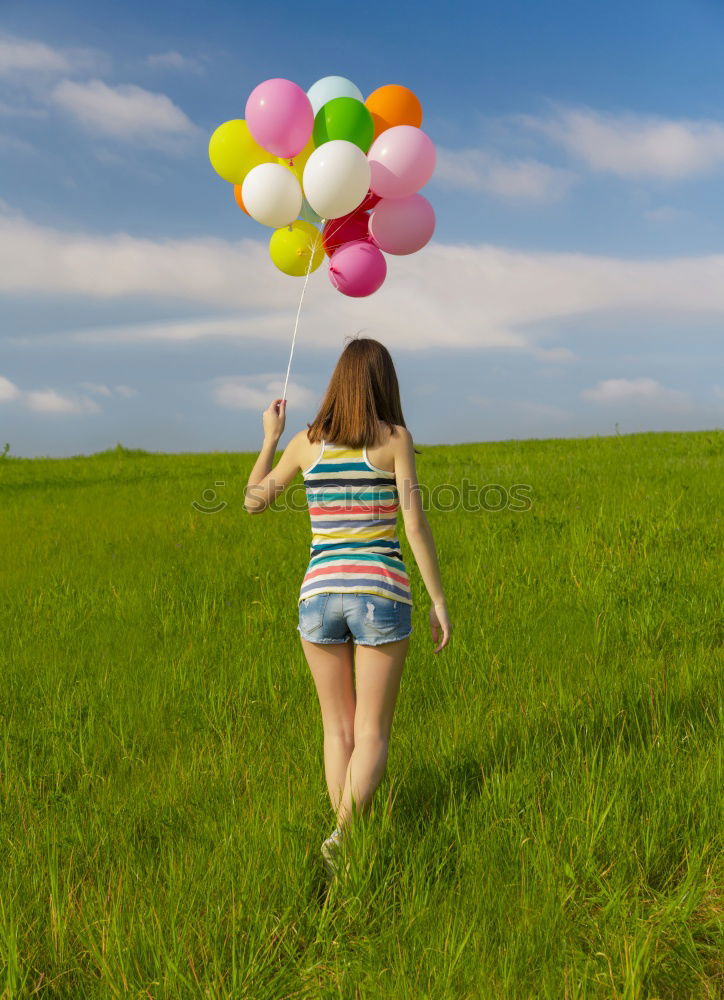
xmin=244 ymin=336 xmax=451 ymax=876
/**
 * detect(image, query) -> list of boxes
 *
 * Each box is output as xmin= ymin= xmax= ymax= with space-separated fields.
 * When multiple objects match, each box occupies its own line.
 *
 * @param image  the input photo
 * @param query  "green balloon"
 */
xmin=313 ymin=97 xmax=374 ymax=153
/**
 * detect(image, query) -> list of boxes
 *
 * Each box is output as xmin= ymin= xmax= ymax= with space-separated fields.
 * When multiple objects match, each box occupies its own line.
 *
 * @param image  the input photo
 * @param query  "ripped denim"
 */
xmin=297 ymin=592 xmax=413 ymax=646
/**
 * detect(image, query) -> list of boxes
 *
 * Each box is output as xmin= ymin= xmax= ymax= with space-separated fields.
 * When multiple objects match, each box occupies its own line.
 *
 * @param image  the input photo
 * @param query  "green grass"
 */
xmin=0 ymin=429 xmax=721 ymax=999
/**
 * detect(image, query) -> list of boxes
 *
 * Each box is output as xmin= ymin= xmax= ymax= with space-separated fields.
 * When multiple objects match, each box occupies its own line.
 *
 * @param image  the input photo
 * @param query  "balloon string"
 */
xmin=280 ymin=198 xmax=374 ymax=403
xmin=281 ymin=219 xmax=326 ymax=403
xmin=321 ymin=217 xmax=350 ymax=246
xmin=322 ymin=208 xmax=373 ymax=247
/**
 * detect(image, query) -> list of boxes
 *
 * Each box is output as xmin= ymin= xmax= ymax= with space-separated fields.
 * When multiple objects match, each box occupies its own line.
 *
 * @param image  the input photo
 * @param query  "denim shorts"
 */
xmin=297 ymin=592 xmax=413 ymax=646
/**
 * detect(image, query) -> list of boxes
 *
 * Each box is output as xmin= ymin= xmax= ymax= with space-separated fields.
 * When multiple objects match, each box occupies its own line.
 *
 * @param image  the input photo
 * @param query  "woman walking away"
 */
xmin=244 ymin=336 xmax=452 ymax=877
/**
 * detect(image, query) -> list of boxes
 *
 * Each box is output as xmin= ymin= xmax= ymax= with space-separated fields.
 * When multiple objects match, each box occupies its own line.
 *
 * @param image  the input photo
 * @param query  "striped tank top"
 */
xmin=299 ymin=439 xmax=413 ymax=606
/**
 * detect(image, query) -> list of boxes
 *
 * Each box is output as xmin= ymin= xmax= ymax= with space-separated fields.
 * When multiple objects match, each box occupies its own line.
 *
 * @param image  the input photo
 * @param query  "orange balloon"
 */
xmin=365 ymin=84 xmax=423 ymax=141
xmin=233 ymin=183 xmax=249 ymax=216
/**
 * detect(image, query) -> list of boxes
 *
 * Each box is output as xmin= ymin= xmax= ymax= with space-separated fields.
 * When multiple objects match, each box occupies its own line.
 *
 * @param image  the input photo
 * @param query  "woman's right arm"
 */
xmin=394 ymin=427 xmax=452 ymax=652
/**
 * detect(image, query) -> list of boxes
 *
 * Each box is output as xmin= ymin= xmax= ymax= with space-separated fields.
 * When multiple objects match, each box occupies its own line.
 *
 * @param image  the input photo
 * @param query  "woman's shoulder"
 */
xmin=384 ymin=424 xmax=413 ymax=447
xmin=290 ymin=428 xmax=322 ymax=468
xmin=292 ymin=428 xmax=313 ymax=443
xmin=372 ymin=424 xmax=413 ymax=469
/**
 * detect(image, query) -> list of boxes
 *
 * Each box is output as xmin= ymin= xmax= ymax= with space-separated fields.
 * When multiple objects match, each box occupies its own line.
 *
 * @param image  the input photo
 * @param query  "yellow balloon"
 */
xmin=208 ymin=119 xmax=274 ymax=184
xmin=277 ymin=136 xmax=315 ymax=184
xmin=269 ymin=221 xmax=325 ymax=277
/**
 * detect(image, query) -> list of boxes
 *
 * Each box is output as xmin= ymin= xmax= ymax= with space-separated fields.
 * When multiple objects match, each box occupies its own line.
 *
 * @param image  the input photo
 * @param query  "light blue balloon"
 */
xmin=299 ymin=196 xmax=323 ymax=226
xmin=306 ymin=76 xmax=364 ymax=118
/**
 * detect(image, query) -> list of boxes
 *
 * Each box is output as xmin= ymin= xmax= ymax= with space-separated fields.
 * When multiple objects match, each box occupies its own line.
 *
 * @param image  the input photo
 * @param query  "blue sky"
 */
xmin=1 ymin=0 xmax=723 ymax=457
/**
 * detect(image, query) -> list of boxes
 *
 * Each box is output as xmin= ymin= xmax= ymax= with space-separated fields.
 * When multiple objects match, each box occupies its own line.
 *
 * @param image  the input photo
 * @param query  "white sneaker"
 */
xmin=321 ymin=829 xmax=347 ymax=878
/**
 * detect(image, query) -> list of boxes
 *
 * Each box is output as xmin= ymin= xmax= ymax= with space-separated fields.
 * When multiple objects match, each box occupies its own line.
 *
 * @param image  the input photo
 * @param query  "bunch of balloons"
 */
xmin=208 ymin=76 xmax=436 ymax=298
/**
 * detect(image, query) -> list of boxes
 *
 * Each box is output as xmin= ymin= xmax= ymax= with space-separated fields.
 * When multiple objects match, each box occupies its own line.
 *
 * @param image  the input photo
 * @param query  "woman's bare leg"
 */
xmin=336 ymin=636 xmax=409 ymax=830
xmin=300 ymin=638 xmax=356 ymax=814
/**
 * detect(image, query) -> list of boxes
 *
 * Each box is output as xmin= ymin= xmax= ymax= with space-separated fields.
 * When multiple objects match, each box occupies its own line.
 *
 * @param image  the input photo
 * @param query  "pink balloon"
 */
xmin=245 ymin=78 xmax=314 ymax=159
xmin=369 ymin=194 xmax=436 ymax=255
xmin=368 ymin=125 xmax=436 ymax=199
xmin=328 ymin=240 xmax=386 ymax=297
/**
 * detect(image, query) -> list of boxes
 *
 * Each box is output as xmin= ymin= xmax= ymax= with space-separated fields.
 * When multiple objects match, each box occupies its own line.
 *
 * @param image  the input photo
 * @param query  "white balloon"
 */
xmin=302 ymin=140 xmax=371 ymax=221
xmin=307 ymin=75 xmax=364 ymax=117
xmin=241 ymin=163 xmax=302 ymax=228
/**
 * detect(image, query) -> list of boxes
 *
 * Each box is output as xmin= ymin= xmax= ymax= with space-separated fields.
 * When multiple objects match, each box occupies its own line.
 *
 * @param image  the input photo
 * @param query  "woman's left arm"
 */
xmin=244 ymin=398 xmax=302 ymax=513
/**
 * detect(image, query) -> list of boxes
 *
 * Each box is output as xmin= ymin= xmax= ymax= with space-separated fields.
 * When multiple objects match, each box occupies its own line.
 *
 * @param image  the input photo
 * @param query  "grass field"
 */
xmin=0 ymin=428 xmax=721 ymax=999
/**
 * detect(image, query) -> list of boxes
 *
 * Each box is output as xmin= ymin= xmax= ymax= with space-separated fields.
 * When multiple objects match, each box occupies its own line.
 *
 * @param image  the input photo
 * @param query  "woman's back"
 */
xmin=299 ymin=438 xmax=413 ymax=606
xmin=298 ymin=421 xmax=400 ymax=480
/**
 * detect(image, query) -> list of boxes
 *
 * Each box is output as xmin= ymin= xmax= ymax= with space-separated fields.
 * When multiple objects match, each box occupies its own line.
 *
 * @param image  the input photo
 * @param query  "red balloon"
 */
xmin=359 ymin=189 xmax=382 ymax=212
xmin=322 ymin=211 xmax=370 ymax=257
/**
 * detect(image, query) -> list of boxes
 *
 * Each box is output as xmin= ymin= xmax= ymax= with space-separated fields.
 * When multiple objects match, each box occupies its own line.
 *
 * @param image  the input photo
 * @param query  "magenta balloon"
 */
xmin=328 ymin=239 xmax=386 ymax=297
xmin=245 ymin=78 xmax=314 ymax=159
xmin=368 ymin=125 xmax=436 ymax=198
xmin=369 ymin=194 xmax=435 ymax=255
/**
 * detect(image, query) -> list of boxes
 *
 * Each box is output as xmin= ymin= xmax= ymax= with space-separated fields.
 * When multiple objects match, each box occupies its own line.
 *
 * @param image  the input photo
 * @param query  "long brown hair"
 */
xmin=307 ymin=336 xmax=407 ymax=448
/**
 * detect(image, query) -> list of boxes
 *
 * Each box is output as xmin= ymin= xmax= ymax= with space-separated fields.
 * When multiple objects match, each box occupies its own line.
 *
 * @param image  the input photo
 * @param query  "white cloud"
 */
xmin=0 ymin=33 xmax=107 ymax=78
xmin=7 ymin=314 xmax=307 ymax=348
xmin=0 ymin=133 xmax=33 ymax=154
xmin=76 ymin=381 xmax=138 ymax=398
xmin=0 ymin=36 xmax=70 ymax=75
xmin=77 ymin=381 xmax=112 ymax=396
xmin=435 ymin=147 xmax=576 ymax=201
xmin=212 ymin=375 xmax=317 ymax=410
xmin=581 ymin=377 xmax=690 ymax=409
xmin=146 ymin=51 xmax=203 ymax=73
xmin=516 ymin=105 xmax=724 ymax=179
xmin=531 ymin=346 xmax=576 ymax=363
xmin=643 ymin=205 xmax=694 ymax=225
xmin=0 ymin=375 xmax=21 ymax=402
xmin=49 ymin=79 xmax=198 ymax=144
xmin=0 ymin=374 xmax=137 ymax=414
xmin=24 ymin=389 xmax=102 ymax=414
xmin=3 ymin=207 xmax=724 ymax=357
